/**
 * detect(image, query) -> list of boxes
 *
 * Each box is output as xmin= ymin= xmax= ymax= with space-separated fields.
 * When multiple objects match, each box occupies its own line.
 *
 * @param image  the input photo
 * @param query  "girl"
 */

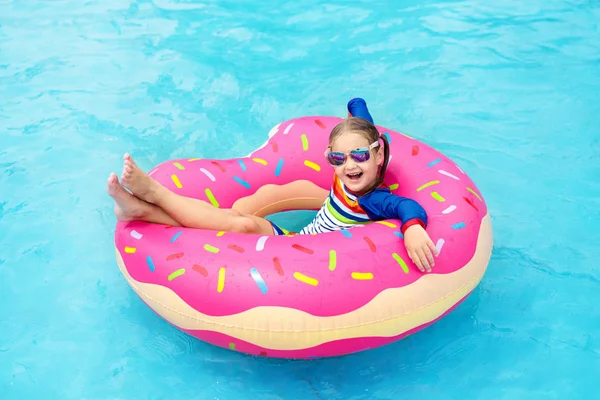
xmin=107 ymin=101 xmax=438 ymax=272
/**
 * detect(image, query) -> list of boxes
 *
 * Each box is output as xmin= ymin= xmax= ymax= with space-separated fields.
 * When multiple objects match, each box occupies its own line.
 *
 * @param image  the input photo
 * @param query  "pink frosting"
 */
xmin=115 ymin=116 xmax=487 ymax=319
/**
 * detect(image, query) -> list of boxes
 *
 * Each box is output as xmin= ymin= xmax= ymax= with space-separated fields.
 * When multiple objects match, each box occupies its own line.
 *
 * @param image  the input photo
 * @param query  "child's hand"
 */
xmin=403 ymin=225 xmax=438 ymax=273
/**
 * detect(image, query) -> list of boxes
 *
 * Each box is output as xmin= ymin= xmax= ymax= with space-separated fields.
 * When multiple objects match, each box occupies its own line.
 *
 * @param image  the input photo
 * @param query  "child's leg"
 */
xmin=119 ymin=155 xmax=274 ymax=235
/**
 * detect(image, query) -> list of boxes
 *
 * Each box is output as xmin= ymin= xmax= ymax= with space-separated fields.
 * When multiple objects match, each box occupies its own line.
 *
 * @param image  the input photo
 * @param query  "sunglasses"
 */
xmin=324 ymin=141 xmax=380 ymax=166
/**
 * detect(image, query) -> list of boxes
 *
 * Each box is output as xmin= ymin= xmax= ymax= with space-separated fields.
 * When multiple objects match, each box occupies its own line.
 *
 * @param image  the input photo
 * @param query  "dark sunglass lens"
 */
xmin=351 ymin=150 xmax=370 ymax=163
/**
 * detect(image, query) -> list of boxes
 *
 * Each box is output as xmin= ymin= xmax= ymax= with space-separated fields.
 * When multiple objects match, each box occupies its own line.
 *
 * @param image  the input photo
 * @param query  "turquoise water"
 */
xmin=1 ymin=0 xmax=599 ymax=398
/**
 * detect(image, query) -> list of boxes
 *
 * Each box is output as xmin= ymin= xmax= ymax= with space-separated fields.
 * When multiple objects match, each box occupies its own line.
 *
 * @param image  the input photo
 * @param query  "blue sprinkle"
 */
xmin=238 ymin=159 xmax=247 ymax=171
xmin=233 ymin=176 xmax=251 ymax=189
xmin=393 ymin=231 xmax=404 ymax=238
xmin=170 ymin=231 xmax=182 ymax=242
xmin=146 ymin=255 xmax=155 ymax=272
xmin=452 ymin=222 xmax=466 ymax=229
xmin=341 ymin=229 xmax=352 ymax=238
xmin=250 ymin=268 xmax=268 ymax=294
xmin=427 ymin=158 xmax=442 ymax=167
xmin=383 ymin=132 xmax=392 ymax=144
xmin=307 ymin=356 xmax=322 ymax=360
xmin=274 ymin=158 xmax=284 ymax=177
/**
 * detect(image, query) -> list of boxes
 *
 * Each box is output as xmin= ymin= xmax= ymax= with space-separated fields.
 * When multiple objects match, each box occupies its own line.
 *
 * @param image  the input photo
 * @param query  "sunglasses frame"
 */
xmin=324 ymin=141 xmax=380 ymax=166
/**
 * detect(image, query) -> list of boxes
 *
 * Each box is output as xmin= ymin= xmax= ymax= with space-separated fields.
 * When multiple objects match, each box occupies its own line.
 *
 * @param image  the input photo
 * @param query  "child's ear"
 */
xmin=376 ymin=146 xmax=384 ymax=165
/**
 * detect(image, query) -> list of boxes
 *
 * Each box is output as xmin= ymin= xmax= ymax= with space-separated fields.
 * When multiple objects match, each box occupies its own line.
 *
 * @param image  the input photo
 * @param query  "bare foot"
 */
xmin=107 ymin=172 xmax=151 ymax=221
xmin=120 ymin=153 xmax=163 ymax=204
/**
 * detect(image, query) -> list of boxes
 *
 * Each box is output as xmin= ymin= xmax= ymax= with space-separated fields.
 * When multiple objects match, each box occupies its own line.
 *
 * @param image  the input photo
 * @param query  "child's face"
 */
xmin=329 ymin=131 xmax=383 ymax=195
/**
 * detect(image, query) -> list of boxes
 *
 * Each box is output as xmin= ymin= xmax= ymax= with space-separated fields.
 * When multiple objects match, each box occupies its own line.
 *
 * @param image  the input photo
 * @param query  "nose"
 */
xmin=344 ymin=157 xmax=358 ymax=169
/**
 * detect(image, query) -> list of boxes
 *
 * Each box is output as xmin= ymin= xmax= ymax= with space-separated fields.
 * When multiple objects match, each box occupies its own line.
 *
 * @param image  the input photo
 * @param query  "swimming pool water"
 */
xmin=1 ymin=0 xmax=599 ymax=398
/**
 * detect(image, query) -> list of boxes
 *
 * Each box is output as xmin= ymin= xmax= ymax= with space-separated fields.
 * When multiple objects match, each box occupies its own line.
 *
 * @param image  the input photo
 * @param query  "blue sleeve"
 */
xmin=347 ymin=98 xmax=374 ymax=124
xmin=359 ymin=189 xmax=428 ymax=226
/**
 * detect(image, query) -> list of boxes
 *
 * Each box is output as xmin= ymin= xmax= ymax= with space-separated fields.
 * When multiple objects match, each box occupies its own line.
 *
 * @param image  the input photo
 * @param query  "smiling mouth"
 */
xmin=346 ymin=172 xmax=363 ymax=181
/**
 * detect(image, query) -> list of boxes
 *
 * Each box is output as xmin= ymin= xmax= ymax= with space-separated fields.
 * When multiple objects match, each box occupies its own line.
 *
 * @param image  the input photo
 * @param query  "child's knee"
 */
xmin=230 ymin=216 xmax=259 ymax=234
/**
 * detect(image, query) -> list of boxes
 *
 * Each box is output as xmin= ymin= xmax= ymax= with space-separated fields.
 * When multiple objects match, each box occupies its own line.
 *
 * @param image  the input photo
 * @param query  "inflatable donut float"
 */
xmin=114 ymin=116 xmax=493 ymax=359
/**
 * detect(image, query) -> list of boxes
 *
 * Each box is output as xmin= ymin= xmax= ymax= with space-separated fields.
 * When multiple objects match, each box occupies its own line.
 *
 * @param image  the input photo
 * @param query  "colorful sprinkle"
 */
xmin=227 ymin=244 xmax=245 ymax=253
xmin=216 ymin=231 xmax=226 ymax=237
xmin=271 ymin=141 xmax=278 ymax=152
xmin=275 ymin=158 xmax=284 ymax=177
xmin=292 ymin=244 xmax=314 ymax=254
xmin=268 ymin=123 xmax=280 ymax=137
xmin=439 ymin=170 xmax=459 ymax=180
xmin=173 ymin=162 xmax=185 ymax=171
xmin=168 ymin=268 xmax=185 ymax=281
xmin=233 ymin=176 xmax=251 ymax=189
xmin=273 ymin=257 xmax=284 ymax=276
xmin=294 ymin=272 xmax=319 ymax=286
xmin=200 ymin=168 xmax=216 ymax=182
xmin=204 ymin=244 xmax=219 ymax=253
xmin=170 ymin=231 xmax=182 ymax=242
xmin=393 ymin=231 xmax=404 ymax=238
xmin=205 ymin=188 xmax=219 ymax=207
xmin=250 ymin=268 xmax=268 ymax=294
xmin=229 ymin=343 xmax=236 ymax=350
xmin=352 ymin=272 xmax=374 ymax=280
xmin=435 ymin=239 xmax=445 ymax=255
xmin=259 ymin=351 xmax=268 ymax=357
xmin=427 ymin=158 xmax=442 ymax=168
xmin=364 ymin=236 xmax=376 ymax=252
xmin=456 ymin=164 xmax=465 ymax=174
xmin=340 ymin=229 xmax=352 ymax=238
xmin=187 ymin=158 xmax=200 ymax=162
xmin=124 ymin=246 xmax=136 ymax=254
xmin=329 ymin=250 xmax=337 ymax=271
xmin=392 ymin=253 xmax=409 ymax=274
xmin=211 ymin=161 xmax=226 ymax=172
xmin=252 ymin=158 xmax=268 ymax=166
xmin=256 ymin=236 xmax=268 ymax=251
xmin=217 ymin=267 xmax=226 ymax=292
xmin=166 ymin=252 xmax=184 ymax=261
xmin=442 ymin=205 xmax=457 ymax=214
xmin=148 ymin=168 xmax=159 ymax=177
xmin=314 ymin=119 xmax=326 ymax=129
xmin=376 ymin=221 xmax=397 ymax=228
xmin=192 ymin=264 xmax=208 ymax=277
xmin=389 ymin=183 xmax=399 ymax=191
xmin=383 ymin=132 xmax=392 ymax=144
xmin=304 ymin=160 xmax=320 ymax=171
xmin=431 ymin=192 xmax=446 ymax=202
xmin=416 ymin=180 xmax=440 ymax=191
xmin=130 ymin=230 xmax=143 ymax=240
xmin=284 ymin=122 xmax=294 ymax=134
xmin=146 ymin=255 xmax=155 ymax=272
xmin=301 ymin=134 xmax=309 ymax=151
xmin=463 ymin=196 xmax=479 ymax=211
xmin=412 ymin=146 xmax=419 ymax=156
xmin=452 ymin=222 xmax=466 ymax=229
xmin=171 ymin=174 xmax=182 ymax=189
xmin=466 ymin=187 xmax=482 ymax=201
xmin=237 ymin=159 xmax=247 ymax=171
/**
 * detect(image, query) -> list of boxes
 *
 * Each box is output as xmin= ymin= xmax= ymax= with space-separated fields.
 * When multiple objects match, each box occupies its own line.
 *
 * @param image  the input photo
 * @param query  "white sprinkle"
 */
xmin=283 ymin=122 xmax=294 ymax=134
xmin=388 ymin=155 xmax=393 ymax=162
xmin=256 ymin=236 xmax=269 ymax=251
xmin=435 ymin=238 xmax=445 ymax=254
xmin=200 ymin=168 xmax=216 ymax=182
xmin=439 ymin=170 xmax=460 ymax=180
xmin=130 ymin=230 xmax=143 ymax=240
xmin=442 ymin=205 xmax=457 ymax=214
xmin=148 ymin=168 xmax=158 ymax=177
xmin=268 ymin=123 xmax=281 ymax=138
xmin=455 ymin=163 xmax=465 ymax=174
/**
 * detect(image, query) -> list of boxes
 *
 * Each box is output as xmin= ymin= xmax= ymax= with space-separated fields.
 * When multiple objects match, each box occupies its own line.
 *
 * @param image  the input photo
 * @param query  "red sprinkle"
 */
xmin=364 ymin=236 xmax=376 ymax=252
xmin=259 ymin=351 xmax=268 ymax=357
xmin=273 ymin=257 xmax=284 ymax=276
xmin=292 ymin=244 xmax=314 ymax=254
xmin=227 ymin=244 xmax=245 ymax=253
xmin=463 ymin=196 xmax=479 ymax=212
xmin=164 ymin=225 xmax=175 ymax=229
xmin=211 ymin=161 xmax=226 ymax=172
xmin=412 ymin=145 xmax=419 ymax=156
xmin=166 ymin=252 xmax=184 ymax=261
xmin=315 ymin=119 xmax=326 ymax=129
xmin=192 ymin=264 xmax=208 ymax=277
xmin=271 ymin=141 xmax=278 ymax=152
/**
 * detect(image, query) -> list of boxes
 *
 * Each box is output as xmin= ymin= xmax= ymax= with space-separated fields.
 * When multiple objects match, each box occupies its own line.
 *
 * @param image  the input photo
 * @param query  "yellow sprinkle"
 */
xmin=389 ymin=183 xmax=399 ymax=191
xmin=229 ymin=343 xmax=236 ymax=350
xmin=376 ymin=221 xmax=397 ymax=228
xmin=431 ymin=191 xmax=446 ymax=202
xmin=392 ymin=253 xmax=409 ymax=274
xmin=293 ymin=272 xmax=319 ymax=286
xmin=204 ymin=244 xmax=219 ymax=253
xmin=205 ymin=188 xmax=219 ymax=207
xmin=467 ymin=187 xmax=482 ymax=201
xmin=351 ymin=272 xmax=374 ymax=280
xmin=216 ymin=231 xmax=226 ymax=237
xmin=187 ymin=158 xmax=200 ymax=162
xmin=329 ymin=250 xmax=337 ymax=271
xmin=171 ymin=174 xmax=182 ymax=189
xmin=173 ymin=162 xmax=185 ymax=170
xmin=217 ymin=267 xmax=226 ymax=293
xmin=252 ymin=158 xmax=268 ymax=166
xmin=416 ymin=180 xmax=440 ymax=191
xmin=304 ymin=160 xmax=321 ymax=171
xmin=301 ymin=134 xmax=309 ymax=151
xmin=124 ymin=246 xmax=136 ymax=254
